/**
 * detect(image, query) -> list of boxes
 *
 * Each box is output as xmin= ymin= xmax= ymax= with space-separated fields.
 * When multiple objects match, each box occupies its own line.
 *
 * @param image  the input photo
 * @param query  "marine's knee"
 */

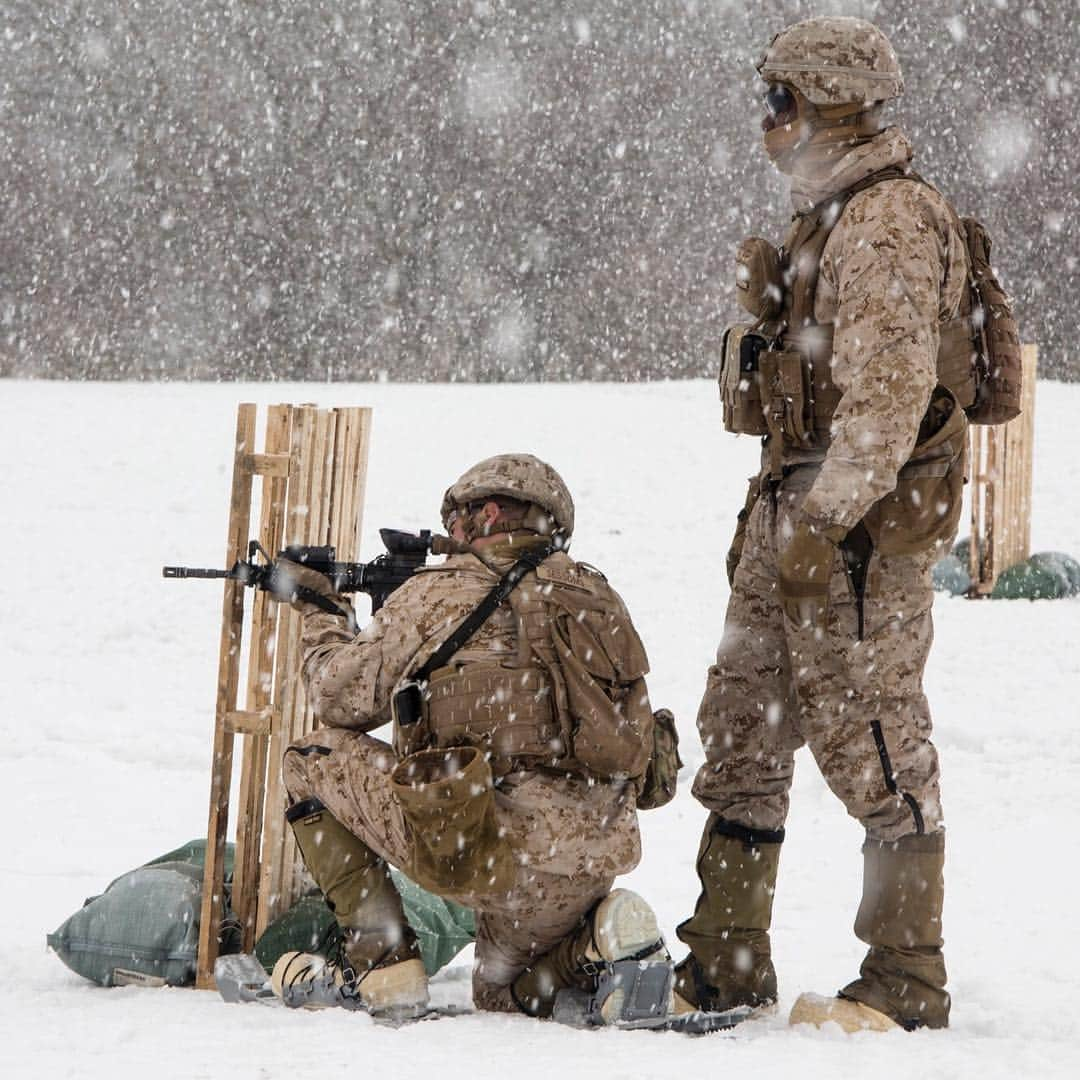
xmin=281 ymin=739 xmax=333 ymax=802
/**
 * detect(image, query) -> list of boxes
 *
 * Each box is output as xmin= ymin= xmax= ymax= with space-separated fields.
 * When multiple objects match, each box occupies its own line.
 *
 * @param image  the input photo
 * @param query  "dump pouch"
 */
xmin=735 ymin=237 xmax=783 ymax=321
xmin=719 ymin=325 xmax=770 ymax=436
xmin=390 ymin=747 xmax=515 ymax=895
xmin=961 ymin=217 xmax=1023 ymax=425
xmin=860 ymin=386 xmax=968 ymax=556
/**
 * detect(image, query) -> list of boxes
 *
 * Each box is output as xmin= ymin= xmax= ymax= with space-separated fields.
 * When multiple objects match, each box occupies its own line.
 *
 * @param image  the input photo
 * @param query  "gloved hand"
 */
xmin=777 ymin=515 xmax=845 ymax=629
xmin=268 ymin=557 xmax=356 ymax=625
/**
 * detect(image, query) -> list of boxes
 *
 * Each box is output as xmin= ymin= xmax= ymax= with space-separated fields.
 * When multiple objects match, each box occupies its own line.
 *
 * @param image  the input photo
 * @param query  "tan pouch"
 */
xmin=719 ymin=325 xmax=770 ymax=436
xmin=759 ymin=348 xmax=813 ymax=447
xmin=636 ymin=708 xmax=683 ymax=811
xmin=861 ymin=387 xmax=968 ymax=556
xmin=550 ymin=594 xmax=654 ymax=781
xmin=735 ymin=237 xmax=783 ymax=321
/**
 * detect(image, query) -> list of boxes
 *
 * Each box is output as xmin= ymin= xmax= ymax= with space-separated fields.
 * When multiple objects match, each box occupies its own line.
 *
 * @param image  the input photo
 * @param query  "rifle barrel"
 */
xmin=162 ymin=566 xmax=231 ymax=579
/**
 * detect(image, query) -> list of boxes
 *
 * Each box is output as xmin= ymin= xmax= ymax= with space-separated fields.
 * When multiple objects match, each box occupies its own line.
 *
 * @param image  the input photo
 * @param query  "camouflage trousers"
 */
xmin=693 ymin=478 xmax=944 ymax=842
xmin=283 ymin=728 xmax=638 ymax=1011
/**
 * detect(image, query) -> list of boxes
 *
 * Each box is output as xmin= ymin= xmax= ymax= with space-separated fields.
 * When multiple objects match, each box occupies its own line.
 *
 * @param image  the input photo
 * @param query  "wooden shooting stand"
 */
xmin=195 ymin=402 xmax=372 ymax=990
xmin=968 ymin=344 xmax=1039 ymax=595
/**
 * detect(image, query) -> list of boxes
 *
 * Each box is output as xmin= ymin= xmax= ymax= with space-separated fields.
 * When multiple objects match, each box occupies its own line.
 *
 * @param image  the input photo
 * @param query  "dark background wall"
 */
xmin=2 ymin=0 xmax=1075 ymax=381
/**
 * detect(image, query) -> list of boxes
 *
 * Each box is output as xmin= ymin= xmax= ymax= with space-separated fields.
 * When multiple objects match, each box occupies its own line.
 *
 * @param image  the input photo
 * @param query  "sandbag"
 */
xmin=50 ymin=838 xmax=476 ymax=988
xmin=992 ymin=552 xmax=1080 ymax=600
xmin=931 ymin=553 xmax=972 ymax=596
xmin=253 ymin=873 xmax=475 ymax=977
xmin=47 ymin=858 xmax=241 ymax=987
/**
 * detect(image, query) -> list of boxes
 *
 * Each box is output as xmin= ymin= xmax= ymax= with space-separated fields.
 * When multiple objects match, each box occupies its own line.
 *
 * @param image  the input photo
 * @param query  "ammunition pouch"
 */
xmin=735 ymin=237 xmax=783 ymax=321
xmin=860 ymin=386 xmax=968 ymax=556
xmin=759 ymin=347 xmax=815 ymax=450
xmin=719 ymin=325 xmax=770 ymax=437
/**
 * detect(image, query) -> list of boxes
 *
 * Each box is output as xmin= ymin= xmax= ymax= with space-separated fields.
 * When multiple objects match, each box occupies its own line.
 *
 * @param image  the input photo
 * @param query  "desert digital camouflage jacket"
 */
xmin=782 ymin=127 xmax=969 ymax=531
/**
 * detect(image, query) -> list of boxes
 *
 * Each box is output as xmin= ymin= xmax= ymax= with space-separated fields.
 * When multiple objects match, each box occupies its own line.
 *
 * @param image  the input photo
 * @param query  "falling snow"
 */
xmin=0 ymin=1 xmax=1076 ymax=382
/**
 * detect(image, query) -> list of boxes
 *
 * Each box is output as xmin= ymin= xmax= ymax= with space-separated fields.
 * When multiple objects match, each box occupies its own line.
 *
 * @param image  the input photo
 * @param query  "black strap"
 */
xmin=409 ymin=543 xmax=555 ymax=685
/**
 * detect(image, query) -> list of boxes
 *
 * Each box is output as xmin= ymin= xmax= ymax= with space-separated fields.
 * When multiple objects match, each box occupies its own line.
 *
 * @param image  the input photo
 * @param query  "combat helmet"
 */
xmin=757 ymin=16 xmax=903 ymax=107
xmin=441 ymin=453 xmax=575 ymax=538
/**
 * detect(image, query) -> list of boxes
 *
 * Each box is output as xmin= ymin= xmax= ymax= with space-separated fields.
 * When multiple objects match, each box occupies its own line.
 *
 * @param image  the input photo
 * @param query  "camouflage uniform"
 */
xmin=678 ymin=17 xmax=964 ymax=1032
xmin=694 ymin=128 xmax=964 ymax=841
xmin=284 ymin=544 xmax=642 ymax=1012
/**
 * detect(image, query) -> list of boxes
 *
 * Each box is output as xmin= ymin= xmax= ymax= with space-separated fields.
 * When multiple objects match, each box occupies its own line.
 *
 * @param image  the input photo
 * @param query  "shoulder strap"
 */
xmin=409 ymin=543 xmax=555 ymax=685
xmin=786 ymin=166 xmax=926 ymax=331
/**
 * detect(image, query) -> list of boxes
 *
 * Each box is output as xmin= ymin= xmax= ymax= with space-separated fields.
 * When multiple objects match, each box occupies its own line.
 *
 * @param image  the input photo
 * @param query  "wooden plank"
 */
xmin=224 ymin=709 xmax=275 ymax=736
xmin=257 ymin=406 xmax=320 ymax=932
xmin=232 ymin=405 xmax=291 ymax=950
xmin=352 ymin=409 xmax=373 ymax=555
xmin=243 ymin=452 xmax=291 ymax=478
xmin=196 ymin=403 xmax=258 ymax=990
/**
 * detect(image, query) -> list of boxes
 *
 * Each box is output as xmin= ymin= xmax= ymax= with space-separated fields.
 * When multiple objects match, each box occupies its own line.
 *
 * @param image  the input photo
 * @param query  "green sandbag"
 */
xmin=932 ymin=553 xmax=971 ymax=596
xmin=991 ymin=553 xmax=1074 ymax=600
xmin=951 ymin=536 xmax=982 ymax=565
xmin=1029 ymin=552 xmax=1080 ymax=594
xmin=254 ymin=870 xmax=475 ymax=977
xmin=145 ymin=838 xmax=235 ymax=878
xmin=47 ymin=860 xmax=241 ymax=987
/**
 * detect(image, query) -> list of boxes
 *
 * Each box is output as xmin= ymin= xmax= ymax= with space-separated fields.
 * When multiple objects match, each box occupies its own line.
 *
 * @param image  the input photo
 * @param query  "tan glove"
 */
xmin=269 ymin=558 xmax=356 ymax=625
xmin=777 ymin=516 xmax=845 ymax=629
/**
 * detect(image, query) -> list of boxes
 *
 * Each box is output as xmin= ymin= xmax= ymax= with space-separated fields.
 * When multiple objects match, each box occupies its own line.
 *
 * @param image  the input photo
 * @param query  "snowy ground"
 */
xmin=3 ymin=378 xmax=1078 ymax=1079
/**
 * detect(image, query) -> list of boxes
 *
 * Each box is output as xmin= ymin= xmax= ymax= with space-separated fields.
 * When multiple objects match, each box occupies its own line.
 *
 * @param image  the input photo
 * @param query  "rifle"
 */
xmin=163 ymin=528 xmax=450 ymax=614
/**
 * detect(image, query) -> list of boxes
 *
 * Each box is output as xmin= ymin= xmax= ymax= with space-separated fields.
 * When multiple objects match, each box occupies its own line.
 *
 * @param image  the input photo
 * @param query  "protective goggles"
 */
xmin=763 ymin=83 xmax=797 ymax=119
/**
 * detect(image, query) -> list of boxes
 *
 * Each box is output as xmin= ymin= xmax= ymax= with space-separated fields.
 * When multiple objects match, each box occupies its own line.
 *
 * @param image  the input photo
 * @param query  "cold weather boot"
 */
xmin=792 ymin=831 xmax=949 ymax=1031
xmin=788 ymin=992 xmax=898 ymax=1032
xmin=512 ymin=889 xmax=671 ymax=1022
xmin=841 ymin=831 xmax=950 ymax=1028
xmin=673 ymin=816 xmax=782 ymax=1013
xmin=390 ymin=746 xmax=515 ymax=896
xmin=272 ymin=797 xmax=428 ymax=1016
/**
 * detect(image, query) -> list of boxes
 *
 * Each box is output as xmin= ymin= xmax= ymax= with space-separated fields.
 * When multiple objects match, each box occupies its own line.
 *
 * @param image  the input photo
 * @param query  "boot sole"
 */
xmin=592 ymin=889 xmax=664 ymax=963
xmin=590 ymin=890 xmax=669 ymax=1025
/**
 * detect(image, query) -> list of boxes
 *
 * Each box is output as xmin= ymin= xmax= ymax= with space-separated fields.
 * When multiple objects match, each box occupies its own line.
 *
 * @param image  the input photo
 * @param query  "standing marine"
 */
xmin=266 ymin=454 xmax=675 ymax=1023
xmin=674 ymin=16 xmax=1019 ymax=1032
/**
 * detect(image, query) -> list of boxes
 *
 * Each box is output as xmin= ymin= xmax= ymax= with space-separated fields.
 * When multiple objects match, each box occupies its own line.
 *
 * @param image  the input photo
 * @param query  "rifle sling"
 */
xmin=409 ymin=543 xmax=555 ymax=685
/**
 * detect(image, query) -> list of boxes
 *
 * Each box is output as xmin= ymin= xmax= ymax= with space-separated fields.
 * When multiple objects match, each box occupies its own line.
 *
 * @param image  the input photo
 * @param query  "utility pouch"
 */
xmin=758 ymin=348 xmax=813 ymax=447
xmin=636 ymin=708 xmax=683 ymax=811
xmin=961 ymin=217 xmax=1023 ymax=425
xmin=735 ymin=236 xmax=783 ymax=321
xmin=861 ymin=386 xmax=968 ymax=556
xmin=719 ymin=325 xmax=770 ymax=436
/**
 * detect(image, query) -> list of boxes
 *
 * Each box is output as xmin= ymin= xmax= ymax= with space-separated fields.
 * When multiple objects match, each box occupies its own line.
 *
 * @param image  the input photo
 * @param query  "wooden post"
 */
xmin=968 ymin=344 xmax=1038 ymax=595
xmin=195 ymin=403 xmax=372 ymax=988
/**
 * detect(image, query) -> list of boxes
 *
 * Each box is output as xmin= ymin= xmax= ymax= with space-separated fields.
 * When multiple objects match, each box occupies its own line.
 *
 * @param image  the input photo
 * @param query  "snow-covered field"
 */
xmin=3 ymin=378 xmax=1078 ymax=1079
